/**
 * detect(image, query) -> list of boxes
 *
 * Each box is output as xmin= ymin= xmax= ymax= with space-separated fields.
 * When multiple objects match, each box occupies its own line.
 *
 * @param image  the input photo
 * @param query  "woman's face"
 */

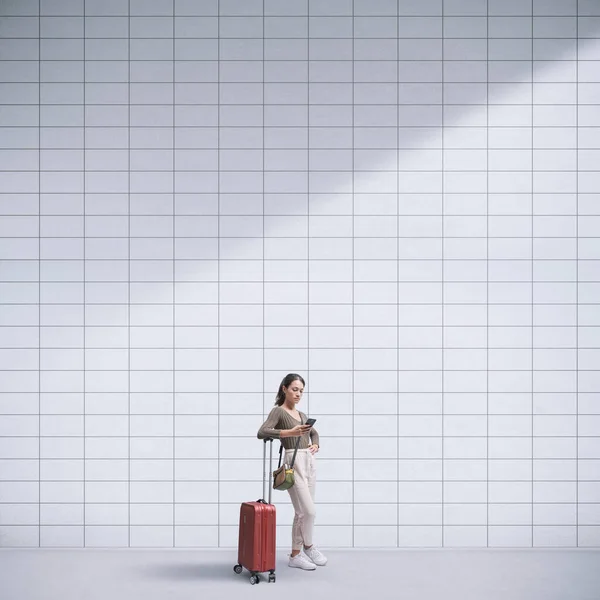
xmin=283 ymin=380 xmax=304 ymax=405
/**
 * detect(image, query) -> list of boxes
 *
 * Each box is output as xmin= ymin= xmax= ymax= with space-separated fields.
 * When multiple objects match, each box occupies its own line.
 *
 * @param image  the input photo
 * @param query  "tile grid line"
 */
xmin=4 ymin=58 xmax=597 ymax=64
xmin=441 ymin=0 xmax=445 ymax=547
xmin=217 ymin=4 xmax=221 ymax=545
xmin=0 ymin=413 xmax=593 ymax=419
xmin=308 ymin=0 xmax=312 ymax=441
xmin=0 ymin=169 xmax=596 ymax=174
xmin=7 ymin=436 xmax=596 ymax=441
xmin=531 ymin=0 xmax=534 ymax=548
xmin=6 ymin=34 xmax=595 ymax=40
xmin=396 ymin=0 xmax=400 ymax=549
xmin=575 ymin=0 xmax=579 ymax=549
xmin=307 ymin=1 xmax=310 ymax=437
xmin=82 ymin=0 xmax=86 ymax=548
xmin=486 ymin=0 xmax=490 ymax=549
xmin=0 ymin=255 xmax=596 ymax=261
xmin=37 ymin=0 xmax=41 ymax=549
xmin=2 ymin=123 xmax=597 ymax=128
xmin=172 ymin=0 xmax=175 ymax=549
xmin=4 ymin=13 xmax=594 ymax=17
xmin=1 ymin=238 xmax=596 ymax=243
xmin=0 ymin=522 xmax=587 ymax=527
xmin=2 ymin=458 xmax=597 ymax=463
xmin=127 ymin=0 xmax=131 ymax=548
xmin=351 ymin=0 xmax=355 ymax=549
xmin=261 ymin=0 xmax=265 ymax=508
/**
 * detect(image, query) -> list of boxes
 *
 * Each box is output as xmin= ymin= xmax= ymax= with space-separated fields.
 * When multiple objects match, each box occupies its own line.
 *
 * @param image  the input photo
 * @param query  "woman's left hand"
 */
xmin=308 ymin=444 xmax=319 ymax=455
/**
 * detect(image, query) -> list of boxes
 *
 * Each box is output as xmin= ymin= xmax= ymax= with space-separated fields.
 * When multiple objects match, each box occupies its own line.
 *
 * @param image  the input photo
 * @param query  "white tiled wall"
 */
xmin=0 ymin=0 xmax=599 ymax=548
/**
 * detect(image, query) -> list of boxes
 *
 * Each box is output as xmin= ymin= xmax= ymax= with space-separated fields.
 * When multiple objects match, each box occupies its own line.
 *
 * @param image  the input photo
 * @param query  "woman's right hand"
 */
xmin=287 ymin=424 xmax=312 ymax=437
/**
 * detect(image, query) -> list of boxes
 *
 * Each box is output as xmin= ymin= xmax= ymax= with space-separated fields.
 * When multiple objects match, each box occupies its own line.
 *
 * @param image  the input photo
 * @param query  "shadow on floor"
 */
xmin=137 ymin=560 xmax=284 ymax=584
xmin=140 ymin=562 xmax=239 ymax=582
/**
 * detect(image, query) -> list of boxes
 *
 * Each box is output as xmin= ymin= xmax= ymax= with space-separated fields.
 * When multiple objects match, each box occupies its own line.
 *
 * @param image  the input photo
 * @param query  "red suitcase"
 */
xmin=234 ymin=438 xmax=277 ymax=585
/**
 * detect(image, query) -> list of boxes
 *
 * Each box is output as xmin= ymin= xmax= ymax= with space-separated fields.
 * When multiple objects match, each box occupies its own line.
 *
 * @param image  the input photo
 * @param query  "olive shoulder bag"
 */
xmin=272 ymin=416 xmax=303 ymax=491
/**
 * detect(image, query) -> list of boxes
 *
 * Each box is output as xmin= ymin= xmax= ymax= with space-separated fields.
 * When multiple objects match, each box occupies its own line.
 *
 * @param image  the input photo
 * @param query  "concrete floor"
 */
xmin=0 ymin=548 xmax=599 ymax=600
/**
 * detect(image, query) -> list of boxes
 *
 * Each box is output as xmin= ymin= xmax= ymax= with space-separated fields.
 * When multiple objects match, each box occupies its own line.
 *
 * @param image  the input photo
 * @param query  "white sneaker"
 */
xmin=303 ymin=546 xmax=327 ymax=566
xmin=288 ymin=552 xmax=317 ymax=570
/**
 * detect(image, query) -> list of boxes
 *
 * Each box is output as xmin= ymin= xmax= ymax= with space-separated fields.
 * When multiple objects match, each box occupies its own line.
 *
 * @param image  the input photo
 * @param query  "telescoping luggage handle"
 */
xmin=261 ymin=437 xmax=274 ymax=505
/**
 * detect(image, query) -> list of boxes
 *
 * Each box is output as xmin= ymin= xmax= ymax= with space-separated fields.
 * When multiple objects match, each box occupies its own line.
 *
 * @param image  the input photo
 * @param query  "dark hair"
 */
xmin=275 ymin=373 xmax=306 ymax=406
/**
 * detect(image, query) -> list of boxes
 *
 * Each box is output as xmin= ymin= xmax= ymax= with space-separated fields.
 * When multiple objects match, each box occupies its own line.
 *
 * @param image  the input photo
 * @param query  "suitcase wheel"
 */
xmin=269 ymin=573 xmax=276 ymax=583
xmin=233 ymin=565 xmax=243 ymax=575
xmin=250 ymin=574 xmax=260 ymax=585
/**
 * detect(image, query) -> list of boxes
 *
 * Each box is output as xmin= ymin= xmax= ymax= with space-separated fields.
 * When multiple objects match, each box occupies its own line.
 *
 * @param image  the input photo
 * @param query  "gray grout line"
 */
xmin=11 ymin=81 xmax=590 ymax=86
xmin=37 ymin=0 xmax=41 ymax=549
xmin=0 ymin=236 xmax=595 ymax=240
xmin=172 ymin=0 xmax=175 ymax=549
xmin=15 ymin=412 xmax=596 ymax=421
xmin=127 ymin=0 xmax=131 ymax=549
xmin=575 ymin=0 xmax=579 ymax=549
xmin=396 ymin=0 xmax=400 ymax=548
xmin=5 ymin=35 xmax=593 ymax=39
xmin=531 ymin=1 xmax=535 ymax=548
xmin=441 ymin=0 xmax=445 ymax=547
xmin=8 ymin=246 xmax=593 ymax=259
xmin=2 ymin=457 xmax=596 ymax=462
xmin=7 ymin=14 xmax=590 ymax=17
xmin=217 ymin=4 xmax=221 ymax=546
xmin=486 ymin=0 xmax=490 ymax=549
xmin=4 ymin=58 xmax=597 ymax=63
xmin=2 ymin=436 xmax=593 ymax=440
xmin=82 ymin=0 xmax=86 ymax=548
xmin=350 ymin=0 xmax=354 ymax=549
xmin=261 ymin=0 xmax=264 ymax=512
xmin=307 ymin=2 xmax=311 ymax=445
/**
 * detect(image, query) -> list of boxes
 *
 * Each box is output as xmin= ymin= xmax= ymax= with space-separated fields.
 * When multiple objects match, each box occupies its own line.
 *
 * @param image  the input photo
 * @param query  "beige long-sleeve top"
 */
xmin=257 ymin=406 xmax=320 ymax=450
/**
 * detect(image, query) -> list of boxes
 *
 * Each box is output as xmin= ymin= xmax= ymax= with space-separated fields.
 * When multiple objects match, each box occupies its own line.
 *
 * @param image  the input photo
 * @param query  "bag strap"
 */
xmin=289 ymin=414 xmax=303 ymax=468
xmin=278 ymin=414 xmax=303 ymax=469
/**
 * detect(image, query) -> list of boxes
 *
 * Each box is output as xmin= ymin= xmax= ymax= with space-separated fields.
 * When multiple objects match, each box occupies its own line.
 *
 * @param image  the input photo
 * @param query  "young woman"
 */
xmin=257 ymin=373 xmax=327 ymax=570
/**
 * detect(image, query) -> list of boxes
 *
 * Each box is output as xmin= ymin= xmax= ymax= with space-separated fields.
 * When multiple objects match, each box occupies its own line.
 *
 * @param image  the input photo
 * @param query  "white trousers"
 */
xmin=284 ymin=448 xmax=316 ymax=551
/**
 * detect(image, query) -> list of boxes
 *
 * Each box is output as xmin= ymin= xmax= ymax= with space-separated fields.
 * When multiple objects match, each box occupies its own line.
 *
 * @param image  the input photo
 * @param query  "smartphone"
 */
xmin=305 ymin=418 xmax=316 ymax=427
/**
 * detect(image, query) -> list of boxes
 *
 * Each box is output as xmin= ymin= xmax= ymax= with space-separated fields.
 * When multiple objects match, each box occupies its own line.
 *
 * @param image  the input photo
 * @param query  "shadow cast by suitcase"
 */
xmin=139 ymin=560 xmax=287 ymax=584
xmin=139 ymin=562 xmax=241 ymax=583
